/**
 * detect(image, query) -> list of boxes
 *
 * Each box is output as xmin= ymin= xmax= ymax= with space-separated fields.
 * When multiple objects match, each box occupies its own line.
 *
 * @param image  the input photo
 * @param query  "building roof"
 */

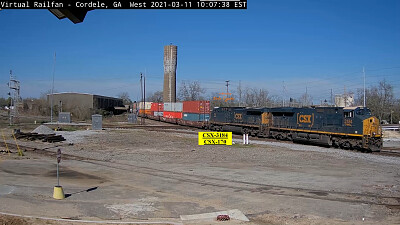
xmin=47 ymin=92 xmax=122 ymax=101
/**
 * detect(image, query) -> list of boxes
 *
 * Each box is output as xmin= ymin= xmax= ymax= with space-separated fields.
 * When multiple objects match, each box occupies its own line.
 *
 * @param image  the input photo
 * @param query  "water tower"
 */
xmin=163 ymin=45 xmax=177 ymax=102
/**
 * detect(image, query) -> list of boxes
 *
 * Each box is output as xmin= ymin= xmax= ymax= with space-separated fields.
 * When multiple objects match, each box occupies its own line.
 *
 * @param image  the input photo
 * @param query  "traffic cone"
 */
xmin=53 ymin=186 xmax=65 ymax=200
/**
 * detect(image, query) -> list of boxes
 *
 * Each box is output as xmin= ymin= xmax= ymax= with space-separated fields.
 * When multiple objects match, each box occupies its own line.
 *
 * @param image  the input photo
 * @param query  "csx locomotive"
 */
xmin=209 ymin=106 xmax=382 ymax=152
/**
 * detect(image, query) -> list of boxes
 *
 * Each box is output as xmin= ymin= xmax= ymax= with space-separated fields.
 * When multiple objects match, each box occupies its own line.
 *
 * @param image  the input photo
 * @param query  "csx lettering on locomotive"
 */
xmin=235 ymin=113 xmax=242 ymax=120
xmin=299 ymin=115 xmax=312 ymax=123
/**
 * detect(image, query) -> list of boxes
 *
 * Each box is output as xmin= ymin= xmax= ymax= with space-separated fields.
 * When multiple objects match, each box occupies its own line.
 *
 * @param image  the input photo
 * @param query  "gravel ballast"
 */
xmin=32 ymin=125 xmax=55 ymax=135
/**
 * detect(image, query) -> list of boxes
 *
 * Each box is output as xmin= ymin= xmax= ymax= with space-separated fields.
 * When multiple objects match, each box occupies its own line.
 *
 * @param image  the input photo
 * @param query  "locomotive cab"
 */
xmin=344 ymin=107 xmax=382 ymax=151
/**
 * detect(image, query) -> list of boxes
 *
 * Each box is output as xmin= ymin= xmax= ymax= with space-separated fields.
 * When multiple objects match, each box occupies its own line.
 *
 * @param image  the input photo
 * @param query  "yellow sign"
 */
xmin=198 ymin=132 xmax=232 ymax=145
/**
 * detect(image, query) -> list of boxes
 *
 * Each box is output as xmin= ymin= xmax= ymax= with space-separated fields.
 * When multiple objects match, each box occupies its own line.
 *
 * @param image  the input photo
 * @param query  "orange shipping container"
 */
xmin=139 ymin=109 xmax=151 ymax=115
xmin=151 ymin=103 xmax=164 ymax=112
xmin=182 ymin=101 xmax=210 ymax=114
xmin=163 ymin=111 xmax=182 ymax=119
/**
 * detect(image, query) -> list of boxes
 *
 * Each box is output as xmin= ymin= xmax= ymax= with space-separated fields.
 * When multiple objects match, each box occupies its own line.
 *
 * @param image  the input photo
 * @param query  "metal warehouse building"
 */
xmin=47 ymin=92 xmax=124 ymax=119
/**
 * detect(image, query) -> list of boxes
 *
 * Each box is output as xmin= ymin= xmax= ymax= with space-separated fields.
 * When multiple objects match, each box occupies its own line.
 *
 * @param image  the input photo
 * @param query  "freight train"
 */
xmin=139 ymin=101 xmax=382 ymax=152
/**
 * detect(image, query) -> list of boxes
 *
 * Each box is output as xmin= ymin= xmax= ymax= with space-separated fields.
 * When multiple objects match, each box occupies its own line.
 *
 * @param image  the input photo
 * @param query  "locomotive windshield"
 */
xmin=355 ymin=107 xmax=372 ymax=116
xmin=345 ymin=107 xmax=372 ymax=118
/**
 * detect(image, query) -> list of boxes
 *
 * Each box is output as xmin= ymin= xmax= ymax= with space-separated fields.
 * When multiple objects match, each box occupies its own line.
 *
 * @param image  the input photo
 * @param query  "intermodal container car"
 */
xmin=182 ymin=101 xmax=210 ymax=114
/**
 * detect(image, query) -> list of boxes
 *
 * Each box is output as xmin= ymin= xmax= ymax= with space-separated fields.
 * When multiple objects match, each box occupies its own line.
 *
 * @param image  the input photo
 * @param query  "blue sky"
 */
xmin=0 ymin=0 xmax=399 ymax=103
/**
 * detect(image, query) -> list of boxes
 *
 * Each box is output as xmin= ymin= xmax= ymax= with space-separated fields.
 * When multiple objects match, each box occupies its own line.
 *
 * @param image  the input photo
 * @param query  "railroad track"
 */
xmin=103 ymin=124 xmax=400 ymax=156
xmin=375 ymin=150 xmax=400 ymax=157
xmin=1 ymin=141 xmax=400 ymax=210
xmin=103 ymin=124 xmax=193 ymax=130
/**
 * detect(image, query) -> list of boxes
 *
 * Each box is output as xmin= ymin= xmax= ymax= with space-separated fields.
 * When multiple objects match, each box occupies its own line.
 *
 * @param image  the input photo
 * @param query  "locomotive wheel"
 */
xmin=342 ymin=141 xmax=351 ymax=150
xmin=327 ymin=137 xmax=332 ymax=147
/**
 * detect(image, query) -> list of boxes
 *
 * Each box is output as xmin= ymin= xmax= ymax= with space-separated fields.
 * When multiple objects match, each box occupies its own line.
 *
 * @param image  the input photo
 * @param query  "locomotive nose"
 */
xmin=363 ymin=116 xmax=381 ymax=137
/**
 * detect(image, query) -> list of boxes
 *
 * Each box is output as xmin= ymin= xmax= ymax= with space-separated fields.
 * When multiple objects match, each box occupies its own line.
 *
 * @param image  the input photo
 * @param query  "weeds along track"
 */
xmin=1 ymin=141 xmax=400 ymax=210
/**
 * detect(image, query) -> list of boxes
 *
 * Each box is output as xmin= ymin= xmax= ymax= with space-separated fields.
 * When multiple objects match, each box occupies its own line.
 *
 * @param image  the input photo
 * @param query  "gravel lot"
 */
xmin=0 ymin=124 xmax=399 ymax=225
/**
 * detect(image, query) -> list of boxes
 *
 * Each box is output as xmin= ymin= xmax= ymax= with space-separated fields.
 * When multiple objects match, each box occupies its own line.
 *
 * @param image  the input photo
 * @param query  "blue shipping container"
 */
xmin=182 ymin=113 xmax=210 ymax=121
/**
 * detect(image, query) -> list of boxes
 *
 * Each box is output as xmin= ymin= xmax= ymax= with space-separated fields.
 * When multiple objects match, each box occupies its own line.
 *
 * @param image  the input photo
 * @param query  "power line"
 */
xmin=363 ymin=66 xmax=366 ymax=107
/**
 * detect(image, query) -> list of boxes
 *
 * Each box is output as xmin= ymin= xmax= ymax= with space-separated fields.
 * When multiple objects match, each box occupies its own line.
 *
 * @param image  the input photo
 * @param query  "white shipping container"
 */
xmin=138 ymin=102 xmax=153 ymax=110
xmin=174 ymin=102 xmax=183 ymax=112
xmin=164 ymin=102 xmax=172 ymax=111
xmin=164 ymin=102 xmax=183 ymax=112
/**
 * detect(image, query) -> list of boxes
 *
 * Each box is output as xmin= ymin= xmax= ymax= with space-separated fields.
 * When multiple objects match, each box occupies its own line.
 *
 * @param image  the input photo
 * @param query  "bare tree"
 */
xmin=354 ymin=88 xmax=364 ymax=106
xmin=267 ymin=95 xmax=281 ymax=107
xmin=36 ymin=89 xmax=56 ymax=116
xmin=299 ymin=92 xmax=312 ymax=107
xmin=373 ymin=80 xmax=394 ymax=121
xmin=356 ymin=80 xmax=395 ymax=121
xmin=255 ymin=88 xmax=269 ymax=107
xmin=392 ymin=99 xmax=400 ymax=124
xmin=117 ymin=92 xmax=132 ymax=105
xmin=40 ymin=89 xmax=58 ymax=100
xmin=147 ymin=91 xmax=163 ymax=102
xmin=178 ymin=81 xmax=205 ymax=101
xmin=241 ymin=87 xmax=270 ymax=107
xmin=237 ymin=81 xmax=243 ymax=106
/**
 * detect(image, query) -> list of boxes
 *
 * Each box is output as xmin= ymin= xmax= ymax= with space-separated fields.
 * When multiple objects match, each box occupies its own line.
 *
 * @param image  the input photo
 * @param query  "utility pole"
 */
xmin=344 ymin=85 xmax=347 ymax=107
xmin=51 ymin=52 xmax=56 ymax=123
xmin=143 ymin=73 xmax=146 ymax=125
xmin=238 ymin=80 xmax=242 ymax=107
xmin=8 ymin=70 xmax=21 ymax=125
xmin=225 ymin=80 xmax=230 ymax=106
xmin=363 ymin=66 xmax=366 ymax=107
xmin=225 ymin=80 xmax=230 ymax=94
xmin=140 ymin=73 xmax=144 ymax=125
xmin=282 ymin=81 xmax=286 ymax=107
xmin=305 ymin=85 xmax=308 ymax=107
xmin=330 ymin=89 xmax=333 ymax=106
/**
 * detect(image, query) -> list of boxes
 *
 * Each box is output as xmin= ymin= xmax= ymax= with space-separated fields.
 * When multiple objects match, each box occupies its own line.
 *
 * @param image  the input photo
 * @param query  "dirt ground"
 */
xmin=0 ymin=120 xmax=399 ymax=225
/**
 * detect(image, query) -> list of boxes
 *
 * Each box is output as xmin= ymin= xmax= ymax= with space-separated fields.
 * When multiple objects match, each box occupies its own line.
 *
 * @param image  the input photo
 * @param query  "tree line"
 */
xmin=2 ymin=79 xmax=397 ymax=124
